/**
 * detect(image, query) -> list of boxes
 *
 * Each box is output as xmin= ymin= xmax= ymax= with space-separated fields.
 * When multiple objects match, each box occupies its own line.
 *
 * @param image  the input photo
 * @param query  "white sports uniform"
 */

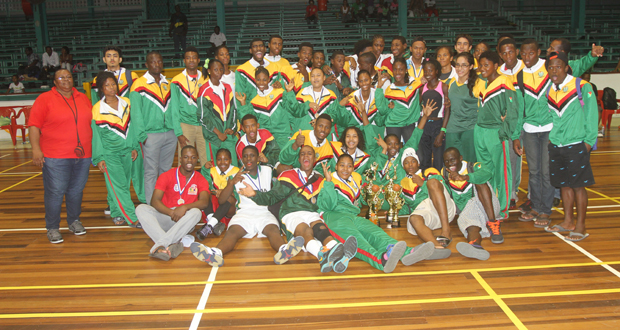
xmin=228 ymin=165 xmax=279 ymax=238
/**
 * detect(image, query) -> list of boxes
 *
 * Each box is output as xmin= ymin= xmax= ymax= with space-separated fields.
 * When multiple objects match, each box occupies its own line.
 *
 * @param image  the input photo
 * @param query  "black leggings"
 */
xmin=418 ymin=119 xmax=445 ymax=171
xmin=386 ymin=122 xmax=416 ymax=145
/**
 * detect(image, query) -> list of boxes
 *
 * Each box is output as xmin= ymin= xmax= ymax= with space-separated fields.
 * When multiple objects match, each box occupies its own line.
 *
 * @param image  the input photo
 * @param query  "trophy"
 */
xmin=383 ymin=164 xmax=405 ymax=228
xmin=361 ymin=162 xmax=383 ymax=226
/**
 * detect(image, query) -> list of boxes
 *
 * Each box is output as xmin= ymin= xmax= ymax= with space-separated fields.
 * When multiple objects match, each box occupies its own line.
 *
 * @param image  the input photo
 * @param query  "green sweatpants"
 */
xmin=103 ymin=151 xmax=138 ymax=225
xmin=132 ymin=146 xmax=145 ymax=203
xmin=323 ymin=211 xmax=412 ymax=271
xmin=473 ymin=125 xmax=512 ymax=219
xmin=445 ymin=129 xmax=477 ymax=164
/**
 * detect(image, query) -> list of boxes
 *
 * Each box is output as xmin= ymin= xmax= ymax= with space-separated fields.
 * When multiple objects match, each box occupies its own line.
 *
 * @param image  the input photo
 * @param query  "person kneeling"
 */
xmin=136 ymin=146 xmax=210 ymax=261
xmin=401 ymin=148 xmax=456 ymax=260
xmin=442 ymin=147 xmax=502 ymax=261
xmin=191 ymin=146 xmax=305 ymax=267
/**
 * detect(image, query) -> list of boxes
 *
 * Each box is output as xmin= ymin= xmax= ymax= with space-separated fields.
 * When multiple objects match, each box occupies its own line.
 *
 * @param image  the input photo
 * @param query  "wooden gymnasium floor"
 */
xmin=1 ymin=131 xmax=620 ymax=330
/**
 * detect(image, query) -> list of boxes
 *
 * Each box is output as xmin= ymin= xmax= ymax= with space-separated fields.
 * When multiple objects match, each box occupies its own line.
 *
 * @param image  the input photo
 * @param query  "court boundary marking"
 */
xmin=1 ymin=260 xmax=619 ymax=291
xmin=1 ymin=286 xmax=619 ymax=320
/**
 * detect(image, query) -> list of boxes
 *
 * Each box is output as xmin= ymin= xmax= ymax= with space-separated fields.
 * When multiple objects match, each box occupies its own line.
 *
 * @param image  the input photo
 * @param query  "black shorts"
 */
xmin=548 ymin=142 xmax=595 ymax=188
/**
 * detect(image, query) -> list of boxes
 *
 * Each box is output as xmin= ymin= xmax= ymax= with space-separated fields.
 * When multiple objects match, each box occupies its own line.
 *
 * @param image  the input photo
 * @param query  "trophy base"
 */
xmin=385 ymin=215 xmax=401 ymax=228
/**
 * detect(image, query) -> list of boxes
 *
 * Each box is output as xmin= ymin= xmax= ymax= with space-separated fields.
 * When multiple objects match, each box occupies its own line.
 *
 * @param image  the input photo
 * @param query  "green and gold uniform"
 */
xmin=279 ymin=130 xmax=335 ymax=175
xmin=318 ymin=172 xmax=414 ymax=271
xmin=472 ymin=75 xmax=519 ymax=219
xmin=400 ymin=168 xmax=443 ymax=215
xmin=91 ymin=96 xmax=141 ymax=224
xmin=375 ymin=79 xmax=424 ymax=130
xmin=197 ymin=80 xmax=238 ymax=167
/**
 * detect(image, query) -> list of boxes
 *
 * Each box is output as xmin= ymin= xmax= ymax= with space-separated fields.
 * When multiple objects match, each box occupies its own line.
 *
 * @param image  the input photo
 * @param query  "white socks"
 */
xmin=325 ymin=240 xmax=337 ymax=250
xmin=306 ymin=239 xmax=322 ymax=258
xmin=206 ymin=214 xmax=219 ymax=227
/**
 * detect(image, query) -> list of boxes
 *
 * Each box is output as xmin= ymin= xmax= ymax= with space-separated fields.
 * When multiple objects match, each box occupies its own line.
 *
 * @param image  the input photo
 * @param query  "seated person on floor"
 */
xmin=318 ymin=158 xmax=435 ymax=273
xmin=191 ymin=146 xmax=305 ymax=267
xmin=401 ymin=147 xmax=456 ymax=261
xmin=241 ymin=145 xmax=358 ymax=273
xmin=197 ymin=148 xmax=240 ymax=240
xmin=136 ymin=146 xmax=210 ymax=261
xmin=442 ymin=147 xmax=502 ymax=261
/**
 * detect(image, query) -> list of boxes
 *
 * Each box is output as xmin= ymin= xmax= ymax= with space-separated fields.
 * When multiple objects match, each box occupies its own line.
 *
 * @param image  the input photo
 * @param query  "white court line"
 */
xmin=0 ymin=170 xmax=100 ymax=175
xmin=552 ymin=232 xmax=620 ymax=279
xmin=189 ymin=267 xmax=219 ymax=330
xmin=0 ymin=154 xmax=11 ymax=159
xmin=0 ymin=226 xmax=134 ymax=232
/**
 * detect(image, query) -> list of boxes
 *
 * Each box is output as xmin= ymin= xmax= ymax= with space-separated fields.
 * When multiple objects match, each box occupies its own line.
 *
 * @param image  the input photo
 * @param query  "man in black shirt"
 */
xmin=169 ymin=5 xmax=188 ymax=58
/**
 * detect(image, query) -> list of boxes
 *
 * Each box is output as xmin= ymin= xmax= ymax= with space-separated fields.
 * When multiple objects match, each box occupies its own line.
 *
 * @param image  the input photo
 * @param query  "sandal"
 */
xmin=149 ymin=246 xmax=171 ymax=261
xmin=518 ymin=211 xmax=537 ymax=222
xmin=436 ymin=236 xmax=452 ymax=248
xmin=533 ymin=214 xmax=552 ymax=228
xmin=565 ymin=232 xmax=589 ymax=242
xmin=545 ymin=224 xmax=572 ymax=233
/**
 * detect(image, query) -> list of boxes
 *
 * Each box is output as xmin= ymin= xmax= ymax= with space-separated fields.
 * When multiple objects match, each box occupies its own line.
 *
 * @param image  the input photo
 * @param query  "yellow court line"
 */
xmin=0 ymin=173 xmax=41 ymax=194
xmin=0 ymin=160 xmax=32 ymax=174
xmin=2 ymin=287 xmax=620 ymax=319
xmin=471 ymin=271 xmax=526 ymax=329
xmin=585 ymin=188 xmax=620 ymax=205
xmin=2 ymin=260 xmax=620 ymax=292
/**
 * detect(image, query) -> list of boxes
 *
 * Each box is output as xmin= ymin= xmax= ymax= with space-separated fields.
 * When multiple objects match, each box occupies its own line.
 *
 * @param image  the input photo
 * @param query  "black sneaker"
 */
xmin=487 ymin=221 xmax=504 ymax=244
xmin=518 ymin=199 xmax=532 ymax=214
xmin=196 ymin=223 xmax=213 ymax=241
xmin=212 ymin=222 xmax=226 ymax=236
xmin=509 ymin=199 xmax=517 ymax=210
xmin=104 ymin=206 xmax=111 ymax=215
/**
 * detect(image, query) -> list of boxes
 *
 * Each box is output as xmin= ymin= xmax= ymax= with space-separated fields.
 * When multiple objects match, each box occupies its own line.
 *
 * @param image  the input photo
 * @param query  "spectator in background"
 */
xmin=424 ymin=0 xmax=438 ymax=19
xmin=18 ymin=46 xmax=41 ymax=78
xmin=306 ymin=0 xmax=319 ymax=29
xmin=376 ymin=0 xmax=390 ymax=26
xmin=318 ymin=0 xmax=328 ymax=11
xmin=41 ymin=46 xmax=60 ymax=81
xmin=409 ymin=0 xmax=425 ymax=18
xmin=60 ymin=46 xmax=73 ymax=72
xmin=169 ymin=5 xmax=188 ymax=58
xmin=7 ymin=75 xmax=25 ymax=94
xmin=208 ymin=26 xmax=227 ymax=57
xmin=341 ymin=0 xmax=352 ymax=26
xmin=29 ymin=69 xmax=93 ymax=244
xmin=389 ymin=0 xmax=398 ymax=16
xmin=353 ymin=0 xmax=368 ymax=22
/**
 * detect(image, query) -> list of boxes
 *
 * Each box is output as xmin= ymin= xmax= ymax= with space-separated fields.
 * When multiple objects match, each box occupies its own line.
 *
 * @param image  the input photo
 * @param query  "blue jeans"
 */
xmin=42 ymin=158 xmax=91 ymax=229
xmin=522 ymin=131 xmax=554 ymax=215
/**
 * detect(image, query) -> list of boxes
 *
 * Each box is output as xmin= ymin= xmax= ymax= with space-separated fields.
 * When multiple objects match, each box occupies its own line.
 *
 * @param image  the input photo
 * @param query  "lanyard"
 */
xmin=297 ymin=169 xmax=313 ymax=194
xmin=409 ymin=59 xmax=422 ymax=79
xmin=186 ymin=73 xmax=199 ymax=99
xmin=381 ymin=154 xmax=397 ymax=176
xmin=176 ymin=167 xmax=195 ymax=200
xmin=338 ymin=175 xmax=359 ymax=197
xmin=312 ymin=87 xmax=323 ymax=104
xmin=243 ymin=169 xmax=263 ymax=191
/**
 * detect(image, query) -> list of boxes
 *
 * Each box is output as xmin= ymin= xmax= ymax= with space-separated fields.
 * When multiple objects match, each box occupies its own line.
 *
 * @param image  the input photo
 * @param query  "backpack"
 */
xmin=124 ymin=69 xmax=134 ymax=92
xmin=602 ymin=87 xmax=618 ymax=110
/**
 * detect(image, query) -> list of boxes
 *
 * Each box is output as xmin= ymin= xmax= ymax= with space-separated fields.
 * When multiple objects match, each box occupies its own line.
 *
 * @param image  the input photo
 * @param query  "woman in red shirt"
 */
xmin=29 ymin=69 xmax=93 ymax=244
xmin=306 ymin=0 xmax=319 ymax=29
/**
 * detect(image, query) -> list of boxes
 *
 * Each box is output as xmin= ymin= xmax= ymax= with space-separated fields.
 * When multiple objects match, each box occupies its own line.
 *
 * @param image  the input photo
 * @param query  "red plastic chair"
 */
xmin=599 ymin=90 xmax=620 ymax=130
xmin=14 ymin=106 xmax=32 ymax=144
xmin=0 ymin=107 xmax=17 ymax=146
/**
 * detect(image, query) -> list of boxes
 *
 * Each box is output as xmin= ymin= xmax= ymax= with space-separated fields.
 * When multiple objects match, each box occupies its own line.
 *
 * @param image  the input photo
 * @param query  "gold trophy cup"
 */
xmin=384 ymin=164 xmax=405 ymax=228
xmin=362 ymin=162 xmax=383 ymax=226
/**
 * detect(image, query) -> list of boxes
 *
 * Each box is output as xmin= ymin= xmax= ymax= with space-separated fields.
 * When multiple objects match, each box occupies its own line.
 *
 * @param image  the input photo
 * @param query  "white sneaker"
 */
xmin=598 ymin=129 xmax=604 ymax=137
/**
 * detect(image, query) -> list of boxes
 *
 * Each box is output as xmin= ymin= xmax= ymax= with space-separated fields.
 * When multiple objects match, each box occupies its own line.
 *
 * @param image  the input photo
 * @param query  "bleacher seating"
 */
xmin=1 ymin=0 xmax=619 ymax=94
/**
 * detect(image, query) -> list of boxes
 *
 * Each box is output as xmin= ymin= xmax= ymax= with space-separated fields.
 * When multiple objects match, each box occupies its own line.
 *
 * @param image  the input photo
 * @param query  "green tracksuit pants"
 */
xmin=103 ymin=151 xmax=138 ymax=225
xmin=323 ymin=212 xmax=412 ymax=271
xmin=132 ymin=146 xmax=145 ymax=203
xmin=445 ymin=129 xmax=477 ymax=164
xmin=473 ymin=125 xmax=511 ymax=219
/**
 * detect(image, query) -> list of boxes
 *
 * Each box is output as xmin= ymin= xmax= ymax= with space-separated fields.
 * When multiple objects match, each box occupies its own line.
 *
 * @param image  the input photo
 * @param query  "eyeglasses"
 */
xmin=56 ymin=76 xmax=73 ymax=81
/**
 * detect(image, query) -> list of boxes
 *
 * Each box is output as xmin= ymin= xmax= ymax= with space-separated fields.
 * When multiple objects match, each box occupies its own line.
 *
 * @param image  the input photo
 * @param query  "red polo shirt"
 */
xmin=28 ymin=87 xmax=93 ymax=158
xmin=155 ymin=167 xmax=211 ymax=208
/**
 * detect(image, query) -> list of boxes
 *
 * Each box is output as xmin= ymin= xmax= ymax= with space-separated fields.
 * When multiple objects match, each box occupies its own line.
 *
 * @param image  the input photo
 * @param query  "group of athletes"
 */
xmin=89 ymin=32 xmax=602 ymax=273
